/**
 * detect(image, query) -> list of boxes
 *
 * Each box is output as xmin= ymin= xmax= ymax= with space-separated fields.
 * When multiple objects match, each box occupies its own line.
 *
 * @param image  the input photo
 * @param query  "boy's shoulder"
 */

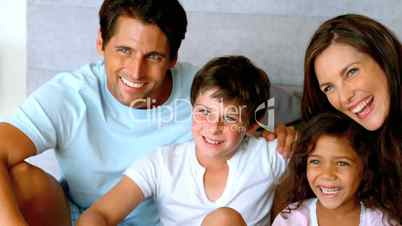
xmin=155 ymin=141 xmax=196 ymax=162
xmin=243 ymin=136 xmax=278 ymax=149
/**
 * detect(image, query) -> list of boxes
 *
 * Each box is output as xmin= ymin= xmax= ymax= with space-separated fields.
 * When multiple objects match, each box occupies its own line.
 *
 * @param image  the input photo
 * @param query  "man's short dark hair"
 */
xmin=99 ymin=0 xmax=187 ymax=59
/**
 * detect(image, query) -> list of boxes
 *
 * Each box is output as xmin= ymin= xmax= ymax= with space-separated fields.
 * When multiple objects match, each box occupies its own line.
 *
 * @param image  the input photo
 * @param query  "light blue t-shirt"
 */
xmin=4 ymin=61 xmax=197 ymax=225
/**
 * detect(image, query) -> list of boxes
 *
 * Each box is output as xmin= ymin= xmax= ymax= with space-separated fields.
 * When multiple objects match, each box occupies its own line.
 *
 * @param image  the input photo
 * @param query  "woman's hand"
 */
xmin=248 ymin=122 xmax=298 ymax=158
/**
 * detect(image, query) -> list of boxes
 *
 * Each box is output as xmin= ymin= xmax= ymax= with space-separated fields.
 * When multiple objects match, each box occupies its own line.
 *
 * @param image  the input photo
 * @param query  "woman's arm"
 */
xmin=77 ymin=176 xmax=144 ymax=226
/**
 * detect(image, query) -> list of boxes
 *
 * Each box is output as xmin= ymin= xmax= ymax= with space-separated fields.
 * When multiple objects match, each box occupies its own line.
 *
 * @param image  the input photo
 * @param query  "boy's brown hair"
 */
xmin=191 ymin=55 xmax=271 ymax=127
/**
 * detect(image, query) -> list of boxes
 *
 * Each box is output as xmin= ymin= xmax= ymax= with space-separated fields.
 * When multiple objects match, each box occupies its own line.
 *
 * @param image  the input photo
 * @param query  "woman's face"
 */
xmin=314 ymin=43 xmax=390 ymax=131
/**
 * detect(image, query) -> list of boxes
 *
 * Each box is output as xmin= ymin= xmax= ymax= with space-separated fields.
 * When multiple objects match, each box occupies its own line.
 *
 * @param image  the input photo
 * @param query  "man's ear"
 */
xmin=96 ymin=29 xmax=105 ymax=56
xmin=169 ymin=57 xmax=178 ymax=69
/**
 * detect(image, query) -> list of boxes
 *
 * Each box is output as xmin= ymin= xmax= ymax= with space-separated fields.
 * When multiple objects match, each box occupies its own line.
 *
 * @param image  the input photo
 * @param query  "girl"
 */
xmin=301 ymin=14 xmax=402 ymax=222
xmin=272 ymin=113 xmax=400 ymax=226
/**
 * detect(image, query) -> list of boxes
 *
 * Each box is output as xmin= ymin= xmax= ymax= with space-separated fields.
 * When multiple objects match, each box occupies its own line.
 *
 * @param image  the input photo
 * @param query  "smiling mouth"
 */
xmin=120 ymin=76 xmax=145 ymax=88
xmin=319 ymin=186 xmax=341 ymax=196
xmin=203 ymin=136 xmax=223 ymax=145
xmin=350 ymin=96 xmax=373 ymax=117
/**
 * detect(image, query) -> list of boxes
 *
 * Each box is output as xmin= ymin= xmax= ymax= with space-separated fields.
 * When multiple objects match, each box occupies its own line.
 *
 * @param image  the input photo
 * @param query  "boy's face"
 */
xmin=307 ymin=135 xmax=363 ymax=211
xmin=192 ymin=89 xmax=248 ymax=162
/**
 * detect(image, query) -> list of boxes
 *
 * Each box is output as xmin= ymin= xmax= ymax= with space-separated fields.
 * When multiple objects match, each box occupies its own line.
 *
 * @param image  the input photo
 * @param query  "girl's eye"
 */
xmin=337 ymin=161 xmax=350 ymax=167
xmin=308 ymin=159 xmax=320 ymax=165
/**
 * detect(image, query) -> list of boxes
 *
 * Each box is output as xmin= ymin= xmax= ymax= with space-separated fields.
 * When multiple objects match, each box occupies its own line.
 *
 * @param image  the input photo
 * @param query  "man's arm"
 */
xmin=0 ymin=123 xmax=38 ymax=226
xmin=77 ymin=176 xmax=145 ymax=226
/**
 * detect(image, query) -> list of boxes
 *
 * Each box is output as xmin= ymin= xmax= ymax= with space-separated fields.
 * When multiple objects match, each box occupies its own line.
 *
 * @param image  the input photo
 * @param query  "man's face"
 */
xmin=97 ymin=16 xmax=177 ymax=108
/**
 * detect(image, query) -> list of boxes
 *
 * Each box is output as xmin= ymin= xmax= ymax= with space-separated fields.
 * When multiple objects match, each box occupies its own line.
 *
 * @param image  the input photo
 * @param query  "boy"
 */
xmin=77 ymin=56 xmax=288 ymax=226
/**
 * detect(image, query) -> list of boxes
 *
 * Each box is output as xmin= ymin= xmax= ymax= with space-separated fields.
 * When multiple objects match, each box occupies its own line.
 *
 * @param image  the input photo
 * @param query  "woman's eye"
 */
xmin=322 ymin=85 xmax=334 ymax=94
xmin=346 ymin=68 xmax=359 ymax=78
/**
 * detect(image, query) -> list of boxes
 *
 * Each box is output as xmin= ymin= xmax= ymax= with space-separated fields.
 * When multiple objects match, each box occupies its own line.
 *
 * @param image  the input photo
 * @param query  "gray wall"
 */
xmin=28 ymin=0 xmax=402 ymax=94
xmin=26 ymin=0 xmax=402 ymax=179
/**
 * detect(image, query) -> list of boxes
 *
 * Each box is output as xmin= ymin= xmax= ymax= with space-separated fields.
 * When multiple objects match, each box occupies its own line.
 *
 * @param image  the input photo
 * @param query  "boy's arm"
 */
xmin=77 ymin=176 xmax=145 ymax=226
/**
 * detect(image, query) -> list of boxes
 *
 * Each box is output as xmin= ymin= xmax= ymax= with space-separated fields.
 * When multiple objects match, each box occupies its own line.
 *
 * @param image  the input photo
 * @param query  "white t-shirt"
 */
xmin=124 ymin=137 xmax=287 ymax=226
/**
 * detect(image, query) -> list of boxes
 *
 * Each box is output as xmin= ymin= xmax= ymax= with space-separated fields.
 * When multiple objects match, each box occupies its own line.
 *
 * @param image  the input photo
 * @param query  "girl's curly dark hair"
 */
xmin=282 ymin=112 xmax=401 ymax=225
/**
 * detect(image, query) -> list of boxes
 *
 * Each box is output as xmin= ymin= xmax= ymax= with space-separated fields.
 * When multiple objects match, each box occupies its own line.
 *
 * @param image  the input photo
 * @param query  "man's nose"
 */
xmin=125 ymin=55 xmax=145 ymax=80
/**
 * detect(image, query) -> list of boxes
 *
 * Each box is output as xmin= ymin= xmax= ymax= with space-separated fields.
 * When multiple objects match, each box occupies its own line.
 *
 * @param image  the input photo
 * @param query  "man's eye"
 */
xmin=117 ymin=47 xmax=131 ymax=55
xmin=147 ymin=54 xmax=163 ymax=62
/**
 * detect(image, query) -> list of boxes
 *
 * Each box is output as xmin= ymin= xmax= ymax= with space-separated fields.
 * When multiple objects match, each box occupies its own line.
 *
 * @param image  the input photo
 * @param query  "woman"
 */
xmin=302 ymin=14 xmax=401 ymax=223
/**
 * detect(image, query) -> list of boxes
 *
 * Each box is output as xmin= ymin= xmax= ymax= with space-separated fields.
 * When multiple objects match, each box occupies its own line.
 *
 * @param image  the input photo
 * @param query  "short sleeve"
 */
xmin=2 ymin=72 xmax=83 ymax=153
xmin=266 ymin=140 xmax=288 ymax=181
xmin=124 ymin=150 xmax=162 ymax=199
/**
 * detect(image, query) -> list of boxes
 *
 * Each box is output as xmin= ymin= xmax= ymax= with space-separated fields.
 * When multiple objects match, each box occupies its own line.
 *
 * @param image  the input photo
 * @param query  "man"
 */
xmin=0 ymin=0 xmax=296 ymax=225
xmin=0 ymin=0 xmax=194 ymax=225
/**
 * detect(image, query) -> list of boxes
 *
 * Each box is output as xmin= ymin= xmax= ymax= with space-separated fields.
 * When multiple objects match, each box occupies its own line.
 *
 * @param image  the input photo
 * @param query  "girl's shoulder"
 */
xmin=272 ymin=199 xmax=314 ymax=226
xmin=364 ymin=207 xmax=401 ymax=226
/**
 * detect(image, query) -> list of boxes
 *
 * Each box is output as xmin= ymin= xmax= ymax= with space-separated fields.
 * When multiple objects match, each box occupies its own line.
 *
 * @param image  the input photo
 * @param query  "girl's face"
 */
xmin=192 ymin=89 xmax=247 ymax=163
xmin=307 ymin=135 xmax=363 ymax=210
xmin=314 ymin=43 xmax=390 ymax=131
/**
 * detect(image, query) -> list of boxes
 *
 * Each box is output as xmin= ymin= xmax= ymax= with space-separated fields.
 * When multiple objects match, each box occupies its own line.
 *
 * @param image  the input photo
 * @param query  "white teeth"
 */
xmin=320 ymin=187 xmax=340 ymax=194
xmin=121 ymin=77 xmax=145 ymax=88
xmin=204 ymin=137 xmax=222 ymax=145
xmin=351 ymin=97 xmax=373 ymax=114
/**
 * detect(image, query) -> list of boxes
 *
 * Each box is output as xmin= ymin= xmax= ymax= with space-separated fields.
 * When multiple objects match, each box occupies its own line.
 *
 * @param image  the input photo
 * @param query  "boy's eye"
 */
xmin=195 ymin=108 xmax=209 ymax=117
xmin=223 ymin=115 xmax=239 ymax=124
xmin=200 ymin=108 xmax=209 ymax=116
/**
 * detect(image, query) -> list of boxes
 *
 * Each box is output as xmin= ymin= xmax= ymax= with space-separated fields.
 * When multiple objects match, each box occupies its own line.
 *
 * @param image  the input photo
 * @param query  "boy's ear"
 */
xmin=96 ymin=29 xmax=105 ymax=56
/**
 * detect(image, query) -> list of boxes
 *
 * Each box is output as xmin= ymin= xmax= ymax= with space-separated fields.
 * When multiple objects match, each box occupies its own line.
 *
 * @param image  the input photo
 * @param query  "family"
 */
xmin=0 ymin=0 xmax=400 ymax=226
